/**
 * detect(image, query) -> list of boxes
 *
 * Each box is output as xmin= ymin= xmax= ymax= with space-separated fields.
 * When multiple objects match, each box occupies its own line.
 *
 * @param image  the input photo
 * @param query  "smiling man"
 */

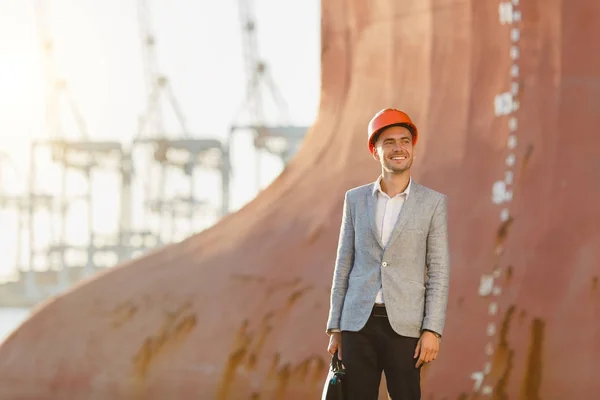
xmin=326 ymin=108 xmax=450 ymax=399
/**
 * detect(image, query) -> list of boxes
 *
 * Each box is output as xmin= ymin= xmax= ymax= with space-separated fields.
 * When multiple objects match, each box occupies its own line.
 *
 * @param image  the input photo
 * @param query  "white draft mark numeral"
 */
xmin=494 ymin=92 xmax=517 ymax=116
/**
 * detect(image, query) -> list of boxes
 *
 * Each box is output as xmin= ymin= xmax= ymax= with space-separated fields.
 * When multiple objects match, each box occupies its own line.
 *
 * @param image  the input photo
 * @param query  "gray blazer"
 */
xmin=326 ymin=180 xmax=450 ymax=338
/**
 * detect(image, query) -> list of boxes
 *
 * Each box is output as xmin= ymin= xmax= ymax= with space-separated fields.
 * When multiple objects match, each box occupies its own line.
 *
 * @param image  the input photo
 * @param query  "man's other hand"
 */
xmin=414 ymin=331 xmax=440 ymax=367
xmin=328 ymin=332 xmax=343 ymax=360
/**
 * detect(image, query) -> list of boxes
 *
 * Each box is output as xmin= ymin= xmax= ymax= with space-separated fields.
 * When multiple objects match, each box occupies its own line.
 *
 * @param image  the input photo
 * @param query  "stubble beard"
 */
xmin=383 ymin=158 xmax=412 ymax=174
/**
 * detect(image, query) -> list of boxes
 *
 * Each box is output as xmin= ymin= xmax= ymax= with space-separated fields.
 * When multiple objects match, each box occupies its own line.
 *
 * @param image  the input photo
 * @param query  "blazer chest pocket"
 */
xmin=401 ymin=228 xmax=425 ymax=237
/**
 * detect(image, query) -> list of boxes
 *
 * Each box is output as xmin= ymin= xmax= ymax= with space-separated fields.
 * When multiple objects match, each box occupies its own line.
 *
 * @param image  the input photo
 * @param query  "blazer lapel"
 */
xmin=384 ymin=183 xmax=423 ymax=251
xmin=366 ymin=187 xmax=384 ymax=249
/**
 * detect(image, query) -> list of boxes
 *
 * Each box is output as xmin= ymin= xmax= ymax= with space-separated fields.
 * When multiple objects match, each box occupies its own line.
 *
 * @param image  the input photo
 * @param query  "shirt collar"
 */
xmin=372 ymin=175 xmax=412 ymax=198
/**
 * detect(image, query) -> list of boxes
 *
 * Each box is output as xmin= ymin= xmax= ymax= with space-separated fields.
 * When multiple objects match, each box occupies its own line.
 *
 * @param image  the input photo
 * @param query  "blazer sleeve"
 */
xmin=326 ymin=190 xmax=355 ymax=333
xmin=423 ymin=194 xmax=450 ymax=336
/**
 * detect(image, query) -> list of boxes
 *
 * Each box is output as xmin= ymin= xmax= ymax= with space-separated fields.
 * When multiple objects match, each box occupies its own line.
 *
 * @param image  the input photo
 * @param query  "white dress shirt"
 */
xmin=372 ymin=175 xmax=412 ymax=304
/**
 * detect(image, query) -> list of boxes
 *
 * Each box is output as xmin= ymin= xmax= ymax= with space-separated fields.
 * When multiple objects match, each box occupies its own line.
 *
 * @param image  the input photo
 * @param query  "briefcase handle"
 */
xmin=331 ymin=350 xmax=344 ymax=372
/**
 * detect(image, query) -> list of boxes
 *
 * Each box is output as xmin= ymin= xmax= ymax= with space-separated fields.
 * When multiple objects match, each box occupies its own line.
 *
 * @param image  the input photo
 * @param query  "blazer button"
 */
xmin=382 ymin=262 xmax=388 ymax=267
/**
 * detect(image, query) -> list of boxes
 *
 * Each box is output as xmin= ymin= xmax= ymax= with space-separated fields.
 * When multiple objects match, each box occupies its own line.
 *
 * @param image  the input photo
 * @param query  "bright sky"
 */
xmin=0 ymin=0 xmax=321 ymax=279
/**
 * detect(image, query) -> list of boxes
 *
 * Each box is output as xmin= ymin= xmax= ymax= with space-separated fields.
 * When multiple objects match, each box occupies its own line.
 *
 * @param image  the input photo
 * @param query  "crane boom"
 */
xmin=32 ymin=0 xmax=88 ymax=140
xmin=135 ymin=0 xmax=188 ymax=139
xmin=234 ymin=0 xmax=290 ymax=128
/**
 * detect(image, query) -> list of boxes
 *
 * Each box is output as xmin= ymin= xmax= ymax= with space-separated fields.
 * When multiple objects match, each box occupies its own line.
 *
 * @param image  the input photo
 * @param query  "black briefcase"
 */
xmin=321 ymin=351 xmax=347 ymax=399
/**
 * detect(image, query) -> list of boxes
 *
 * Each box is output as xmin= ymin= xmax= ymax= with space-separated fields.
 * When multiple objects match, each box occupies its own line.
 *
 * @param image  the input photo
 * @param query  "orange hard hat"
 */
xmin=367 ymin=108 xmax=418 ymax=153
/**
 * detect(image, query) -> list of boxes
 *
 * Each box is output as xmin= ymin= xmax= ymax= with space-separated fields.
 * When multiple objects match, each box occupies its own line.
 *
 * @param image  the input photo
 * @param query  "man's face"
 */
xmin=372 ymin=125 xmax=414 ymax=173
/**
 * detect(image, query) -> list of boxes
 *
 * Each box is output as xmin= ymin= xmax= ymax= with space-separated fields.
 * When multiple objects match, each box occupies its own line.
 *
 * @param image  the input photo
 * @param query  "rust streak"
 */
xmin=112 ymin=301 xmax=139 ymax=329
xmin=268 ymin=353 xmax=281 ymax=377
xmin=292 ymin=356 xmax=318 ymax=381
xmin=492 ymin=305 xmax=516 ymax=400
xmin=520 ymin=319 xmax=544 ymax=400
xmin=217 ymin=320 xmax=253 ymax=400
xmin=247 ymin=323 xmax=272 ymax=370
xmin=132 ymin=302 xmax=196 ymax=380
xmin=515 ymin=144 xmax=534 ymax=191
xmin=505 ymin=266 xmax=513 ymax=283
xmin=261 ymin=354 xmax=328 ymax=398
xmin=287 ymin=286 xmax=313 ymax=308
xmin=521 ymin=144 xmax=534 ymax=171
xmin=312 ymin=357 xmax=327 ymax=382
xmin=247 ymin=353 xmax=257 ymax=370
xmin=234 ymin=275 xmax=303 ymax=299
xmin=274 ymin=363 xmax=291 ymax=398
xmin=496 ymin=217 xmax=514 ymax=248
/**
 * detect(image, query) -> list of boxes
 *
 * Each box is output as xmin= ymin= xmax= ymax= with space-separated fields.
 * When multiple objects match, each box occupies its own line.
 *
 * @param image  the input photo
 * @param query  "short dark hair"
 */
xmin=371 ymin=123 xmax=416 ymax=146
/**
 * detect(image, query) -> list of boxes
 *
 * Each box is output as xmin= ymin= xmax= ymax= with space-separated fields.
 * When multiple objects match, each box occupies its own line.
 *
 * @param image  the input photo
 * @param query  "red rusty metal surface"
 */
xmin=0 ymin=0 xmax=599 ymax=398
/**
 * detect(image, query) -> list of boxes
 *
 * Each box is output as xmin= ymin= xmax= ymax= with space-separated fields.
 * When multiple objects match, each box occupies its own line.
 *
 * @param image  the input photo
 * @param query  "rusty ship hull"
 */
xmin=0 ymin=0 xmax=599 ymax=398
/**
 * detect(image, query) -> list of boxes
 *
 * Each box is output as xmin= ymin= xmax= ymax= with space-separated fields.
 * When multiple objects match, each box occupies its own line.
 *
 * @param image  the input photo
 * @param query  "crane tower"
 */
xmin=132 ymin=0 xmax=231 ymax=245
xmin=21 ymin=0 xmax=150 ymax=304
xmin=229 ymin=0 xmax=308 ymax=192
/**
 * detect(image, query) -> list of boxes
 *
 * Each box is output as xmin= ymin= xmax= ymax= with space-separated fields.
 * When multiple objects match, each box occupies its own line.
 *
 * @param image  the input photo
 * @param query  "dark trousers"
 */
xmin=341 ymin=307 xmax=421 ymax=400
